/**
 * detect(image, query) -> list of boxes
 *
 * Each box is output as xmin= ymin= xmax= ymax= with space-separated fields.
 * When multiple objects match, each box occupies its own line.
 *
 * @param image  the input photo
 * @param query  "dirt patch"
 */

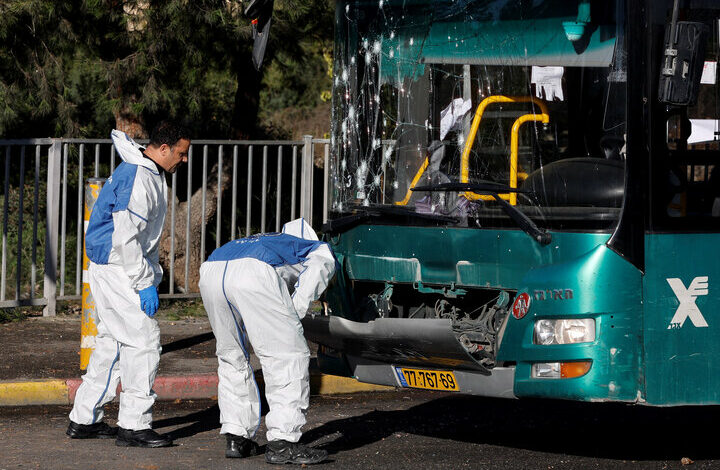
xmin=0 ymin=316 xmax=217 ymax=380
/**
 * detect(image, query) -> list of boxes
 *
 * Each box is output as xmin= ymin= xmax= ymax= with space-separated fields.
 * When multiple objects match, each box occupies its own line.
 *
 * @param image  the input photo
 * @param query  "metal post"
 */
xmin=201 ymin=145 xmax=208 ymax=263
xmin=300 ymin=135 xmax=314 ymax=223
xmin=246 ymin=146 xmax=253 ymax=236
xmin=15 ymin=147 xmax=25 ymax=300
xmin=261 ymin=146 xmax=268 ymax=233
xmin=323 ymin=143 xmax=329 ymax=223
xmin=231 ymin=146 xmax=238 ymax=240
xmin=2 ymin=147 xmax=10 ymax=302
xmin=43 ymin=140 xmax=62 ymax=316
xmin=80 ymin=178 xmax=105 ymax=370
xmin=276 ymin=146 xmax=283 ymax=232
xmin=184 ymin=145 xmax=193 ymax=294
xmin=59 ymin=143 xmax=68 ymax=297
xmin=31 ymin=147 xmax=39 ymax=297
xmin=169 ymin=171 xmax=176 ymax=295
xmin=94 ymin=144 xmax=100 ymax=178
xmin=76 ymin=144 xmax=84 ymax=295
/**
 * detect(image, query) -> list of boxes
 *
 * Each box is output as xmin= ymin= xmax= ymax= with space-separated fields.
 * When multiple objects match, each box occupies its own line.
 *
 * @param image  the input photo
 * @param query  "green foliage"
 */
xmin=0 ymin=307 xmax=29 ymax=323
xmin=0 ymin=0 xmax=334 ymax=139
xmin=159 ymin=298 xmax=207 ymax=321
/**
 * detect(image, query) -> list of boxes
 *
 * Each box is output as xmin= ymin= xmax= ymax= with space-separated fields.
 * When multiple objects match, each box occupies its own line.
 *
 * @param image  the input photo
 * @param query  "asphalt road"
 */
xmin=1 ymin=390 xmax=718 ymax=470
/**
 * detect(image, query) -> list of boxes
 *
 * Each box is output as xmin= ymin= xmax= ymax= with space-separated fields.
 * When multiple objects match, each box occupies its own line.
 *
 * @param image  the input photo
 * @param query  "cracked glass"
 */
xmin=330 ymin=0 xmax=628 ymax=230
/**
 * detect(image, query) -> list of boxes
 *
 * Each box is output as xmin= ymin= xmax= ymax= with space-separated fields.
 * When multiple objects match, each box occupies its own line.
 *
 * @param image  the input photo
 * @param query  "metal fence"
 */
xmin=0 ymin=136 xmax=330 ymax=315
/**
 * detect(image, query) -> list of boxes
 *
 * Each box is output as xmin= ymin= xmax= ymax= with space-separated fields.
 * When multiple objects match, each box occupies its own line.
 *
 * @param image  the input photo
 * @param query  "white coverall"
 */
xmin=69 ymin=130 xmax=167 ymax=430
xmin=199 ymin=219 xmax=336 ymax=442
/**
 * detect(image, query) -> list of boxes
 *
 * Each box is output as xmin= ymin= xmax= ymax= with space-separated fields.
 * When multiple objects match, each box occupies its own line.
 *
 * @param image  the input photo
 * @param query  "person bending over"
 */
xmin=199 ymin=218 xmax=335 ymax=465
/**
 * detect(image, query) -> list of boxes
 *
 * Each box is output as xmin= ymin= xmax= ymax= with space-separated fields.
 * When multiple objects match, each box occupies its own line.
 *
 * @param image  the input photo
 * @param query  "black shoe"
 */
xmin=225 ymin=434 xmax=260 ymax=458
xmin=265 ymin=440 xmax=328 ymax=465
xmin=115 ymin=427 xmax=173 ymax=448
xmin=66 ymin=421 xmax=118 ymax=439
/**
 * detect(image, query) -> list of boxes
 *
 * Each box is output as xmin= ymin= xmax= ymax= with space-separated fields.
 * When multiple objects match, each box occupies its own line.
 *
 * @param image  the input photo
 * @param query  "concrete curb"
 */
xmin=0 ymin=371 xmax=395 ymax=407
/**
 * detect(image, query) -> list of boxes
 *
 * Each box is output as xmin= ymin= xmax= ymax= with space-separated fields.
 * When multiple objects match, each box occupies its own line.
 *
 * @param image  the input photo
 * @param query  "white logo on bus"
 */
xmin=667 ymin=276 xmax=709 ymax=329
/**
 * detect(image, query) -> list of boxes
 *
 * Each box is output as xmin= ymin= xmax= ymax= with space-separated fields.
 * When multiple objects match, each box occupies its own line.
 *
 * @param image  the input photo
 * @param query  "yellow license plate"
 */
xmin=394 ymin=367 xmax=459 ymax=391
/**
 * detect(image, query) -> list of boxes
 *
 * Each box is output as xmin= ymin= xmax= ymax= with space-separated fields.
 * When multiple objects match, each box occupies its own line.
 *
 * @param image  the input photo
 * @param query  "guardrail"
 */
xmin=0 ymin=136 xmax=330 ymax=315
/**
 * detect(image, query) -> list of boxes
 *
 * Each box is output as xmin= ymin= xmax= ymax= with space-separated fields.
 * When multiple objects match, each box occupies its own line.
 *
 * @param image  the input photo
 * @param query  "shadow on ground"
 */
xmin=161 ymin=332 xmax=215 ymax=354
xmin=159 ymin=393 xmax=720 ymax=461
xmin=303 ymin=396 xmax=720 ymax=461
xmin=154 ymin=392 xmax=270 ymax=440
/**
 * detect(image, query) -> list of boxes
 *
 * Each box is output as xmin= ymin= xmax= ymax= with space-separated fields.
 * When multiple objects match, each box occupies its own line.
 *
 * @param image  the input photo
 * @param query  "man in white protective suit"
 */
xmin=66 ymin=122 xmax=190 ymax=448
xmin=199 ymin=218 xmax=336 ymax=465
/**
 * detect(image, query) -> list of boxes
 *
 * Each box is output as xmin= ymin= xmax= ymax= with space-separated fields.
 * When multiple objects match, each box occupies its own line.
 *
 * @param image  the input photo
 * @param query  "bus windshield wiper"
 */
xmin=412 ymin=182 xmax=552 ymax=245
xmin=322 ymin=204 xmax=458 ymax=235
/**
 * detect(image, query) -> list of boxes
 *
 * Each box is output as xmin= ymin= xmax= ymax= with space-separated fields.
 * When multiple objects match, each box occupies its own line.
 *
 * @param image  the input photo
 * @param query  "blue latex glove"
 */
xmin=138 ymin=286 xmax=159 ymax=318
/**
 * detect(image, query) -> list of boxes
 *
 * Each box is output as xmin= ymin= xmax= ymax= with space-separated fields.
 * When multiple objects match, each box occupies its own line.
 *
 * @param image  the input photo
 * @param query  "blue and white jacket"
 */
xmin=207 ymin=218 xmax=336 ymax=318
xmin=85 ymin=130 xmax=168 ymax=291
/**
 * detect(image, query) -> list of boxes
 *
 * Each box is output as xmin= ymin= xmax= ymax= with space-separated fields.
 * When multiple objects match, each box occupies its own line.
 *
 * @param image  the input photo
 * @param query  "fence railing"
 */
xmin=0 ymin=136 xmax=330 ymax=315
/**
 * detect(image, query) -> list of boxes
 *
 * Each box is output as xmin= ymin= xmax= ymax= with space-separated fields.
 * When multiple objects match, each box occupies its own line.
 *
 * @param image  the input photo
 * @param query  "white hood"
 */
xmin=281 ymin=218 xmax=318 ymax=241
xmin=110 ymin=130 xmax=160 ymax=172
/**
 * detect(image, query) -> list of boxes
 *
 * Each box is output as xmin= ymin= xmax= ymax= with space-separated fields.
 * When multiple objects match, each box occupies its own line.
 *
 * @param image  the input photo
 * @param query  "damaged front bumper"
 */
xmin=302 ymin=315 xmax=516 ymax=398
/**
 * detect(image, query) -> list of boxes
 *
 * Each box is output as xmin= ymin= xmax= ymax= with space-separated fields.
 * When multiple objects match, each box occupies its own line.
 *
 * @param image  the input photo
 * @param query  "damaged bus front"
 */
xmin=303 ymin=0 xmax=720 ymax=405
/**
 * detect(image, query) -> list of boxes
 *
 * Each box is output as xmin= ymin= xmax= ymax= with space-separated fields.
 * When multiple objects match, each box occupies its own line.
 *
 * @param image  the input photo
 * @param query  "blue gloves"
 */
xmin=138 ymin=286 xmax=159 ymax=318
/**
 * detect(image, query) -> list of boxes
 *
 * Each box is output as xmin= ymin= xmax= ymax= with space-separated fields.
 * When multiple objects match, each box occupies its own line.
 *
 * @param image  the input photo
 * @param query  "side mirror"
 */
xmin=658 ymin=21 xmax=709 ymax=106
xmin=243 ymin=0 xmax=272 ymax=20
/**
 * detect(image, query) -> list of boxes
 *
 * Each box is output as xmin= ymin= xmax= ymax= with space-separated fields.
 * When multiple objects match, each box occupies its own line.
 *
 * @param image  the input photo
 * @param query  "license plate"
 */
xmin=394 ymin=367 xmax=459 ymax=391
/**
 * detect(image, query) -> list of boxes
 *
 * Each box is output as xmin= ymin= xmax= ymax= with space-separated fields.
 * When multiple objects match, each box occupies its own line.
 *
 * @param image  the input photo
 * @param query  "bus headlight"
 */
xmin=533 ymin=318 xmax=595 ymax=345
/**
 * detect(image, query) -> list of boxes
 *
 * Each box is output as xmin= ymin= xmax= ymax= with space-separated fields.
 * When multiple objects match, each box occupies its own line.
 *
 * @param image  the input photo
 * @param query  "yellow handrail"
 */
xmin=395 ymin=95 xmax=549 ymax=207
xmin=460 ymin=96 xmax=549 ymax=204
xmin=509 ymin=114 xmax=548 ymax=205
xmin=395 ymin=156 xmax=429 ymax=206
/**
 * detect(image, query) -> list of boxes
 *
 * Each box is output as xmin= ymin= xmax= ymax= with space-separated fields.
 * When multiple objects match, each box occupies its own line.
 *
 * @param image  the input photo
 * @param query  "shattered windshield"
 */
xmin=330 ymin=0 xmax=627 ymax=229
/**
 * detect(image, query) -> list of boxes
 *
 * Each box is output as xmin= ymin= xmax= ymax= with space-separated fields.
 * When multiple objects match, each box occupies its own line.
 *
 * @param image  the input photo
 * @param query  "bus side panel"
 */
xmin=644 ymin=233 xmax=720 ymax=405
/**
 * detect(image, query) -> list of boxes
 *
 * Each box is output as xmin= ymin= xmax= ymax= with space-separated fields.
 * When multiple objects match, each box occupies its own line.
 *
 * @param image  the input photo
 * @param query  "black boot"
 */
xmin=225 ymin=434 xmax=260 ymax=458
xmin=115 ymin=427 xmax=173 ymax=448
xmin=66 ymin=421 xmax=118 ymax=439
xmin=265 ymin=440 xmax=328 ymax=465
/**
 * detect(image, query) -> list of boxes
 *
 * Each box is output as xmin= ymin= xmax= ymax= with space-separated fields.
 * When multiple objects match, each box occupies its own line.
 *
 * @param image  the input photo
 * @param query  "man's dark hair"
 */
xmin=149 ymin=121 xmax=191 ymax=147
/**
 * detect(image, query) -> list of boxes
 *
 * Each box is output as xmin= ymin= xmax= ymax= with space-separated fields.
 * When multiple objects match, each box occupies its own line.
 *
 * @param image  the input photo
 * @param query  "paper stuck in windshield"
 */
xmin=439 ymin=98 xmax=472 ymax=140
xmin=701 ymin=61 xmax=717 ymax=85
xmin=688 ymin=119 xmax=719 ymax=144
xmin=532 ymin=66 xmax=565 ymax=101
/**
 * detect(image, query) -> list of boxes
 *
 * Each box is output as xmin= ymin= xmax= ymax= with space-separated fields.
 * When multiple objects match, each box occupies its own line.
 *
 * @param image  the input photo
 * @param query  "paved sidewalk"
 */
xmin=0 ymin=314 xmax=393 ymax=405
xmin=0 ymin=315 xmax=219 ymax=380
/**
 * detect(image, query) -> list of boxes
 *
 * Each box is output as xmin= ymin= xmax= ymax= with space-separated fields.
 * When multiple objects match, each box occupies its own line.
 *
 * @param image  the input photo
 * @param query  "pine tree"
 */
xmin=0 ymin=0 xmax=334 ymax=139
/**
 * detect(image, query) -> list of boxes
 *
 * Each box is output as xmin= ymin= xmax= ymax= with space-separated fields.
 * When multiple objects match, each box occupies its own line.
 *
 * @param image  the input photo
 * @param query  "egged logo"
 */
xmin=667 ymin=276 xmax=709 ymax=329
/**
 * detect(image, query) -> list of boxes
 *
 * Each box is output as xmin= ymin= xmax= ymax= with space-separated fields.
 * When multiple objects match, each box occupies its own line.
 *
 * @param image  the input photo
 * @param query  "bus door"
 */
xmin=644 ymin=2 xmax=720 ymax=405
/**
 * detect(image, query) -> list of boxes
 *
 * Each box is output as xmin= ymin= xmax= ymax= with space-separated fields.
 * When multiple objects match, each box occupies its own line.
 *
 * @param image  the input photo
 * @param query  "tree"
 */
xmin=0 ymin=0 xmax=334 ymax=139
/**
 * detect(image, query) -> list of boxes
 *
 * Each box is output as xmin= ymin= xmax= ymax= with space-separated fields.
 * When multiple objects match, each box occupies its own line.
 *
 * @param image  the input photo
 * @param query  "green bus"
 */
xmin=303 ymin=0 xmax=720 ymax=405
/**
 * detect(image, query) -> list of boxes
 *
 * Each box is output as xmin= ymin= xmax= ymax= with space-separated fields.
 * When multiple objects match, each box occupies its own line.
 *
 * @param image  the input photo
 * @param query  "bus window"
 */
xmin=658 ymin=4 xmax=720 ymax=224
xmin=331 ymin=0 xmax=628 ymax=231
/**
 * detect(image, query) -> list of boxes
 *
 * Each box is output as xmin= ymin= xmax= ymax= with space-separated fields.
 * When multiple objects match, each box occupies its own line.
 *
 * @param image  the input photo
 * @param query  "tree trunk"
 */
xmin=231 ymin=52 xmax=263 ymax=139
xmin=158 ymin=160 xmax=232 ymax=293
xmin=113 ymin=102 xmax=147 ymax=139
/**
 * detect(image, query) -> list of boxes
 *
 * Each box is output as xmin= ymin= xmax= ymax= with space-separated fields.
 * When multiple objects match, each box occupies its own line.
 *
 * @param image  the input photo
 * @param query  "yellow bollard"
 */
xmin=80 ymin=178 xmax=105 ymax=370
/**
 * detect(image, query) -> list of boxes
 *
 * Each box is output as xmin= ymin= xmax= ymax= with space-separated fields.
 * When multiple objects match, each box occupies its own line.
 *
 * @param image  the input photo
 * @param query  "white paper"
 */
xmin=701 ymin=61 xmax=717 ymax=85
xmin=439 ymin=97 xmax=472 ymax=140
xmin=688 ymin=119 xmax=719 ymax=144
xmin=531 ymin=66 xmax=565 ymax=101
